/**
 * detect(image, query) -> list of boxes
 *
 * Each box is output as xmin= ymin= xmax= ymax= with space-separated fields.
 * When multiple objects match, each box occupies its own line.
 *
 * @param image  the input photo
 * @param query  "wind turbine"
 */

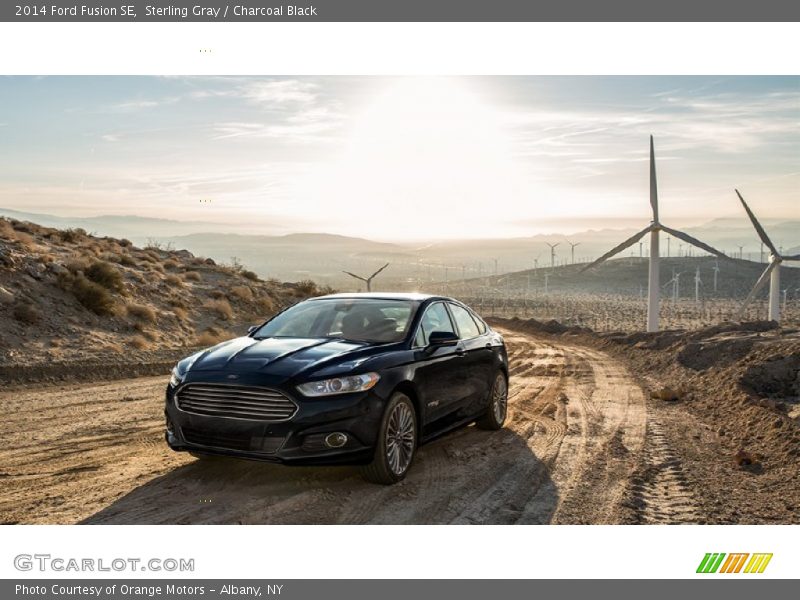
xmin=582 ymin=136 xmax=728 ymax=332
xmin=694 ymin=266 xmax=702 ymax=306
xmin=712 ymin=259 xmax=720 ymax=293
xmin=546 ymin=242 xmax=560 ymax=269
xmin=669 ymin=271 xmax=684 ymax=303
xmin=342 ymin=263 xmax=389 ymax=292
xmin=568 ymin=241 xmax=580 ymax=264
xmin=734 ymin=190 xmax=800 ymax=322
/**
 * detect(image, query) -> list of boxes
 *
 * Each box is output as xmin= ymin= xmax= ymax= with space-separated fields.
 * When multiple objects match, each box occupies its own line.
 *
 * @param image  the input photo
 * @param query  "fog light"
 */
xmin=324 ymin=432 xmax=348 ymax=448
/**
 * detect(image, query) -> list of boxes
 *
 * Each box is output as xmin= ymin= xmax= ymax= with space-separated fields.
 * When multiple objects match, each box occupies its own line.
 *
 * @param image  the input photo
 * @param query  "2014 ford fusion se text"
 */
xmin=165 ymin=293 xmax=509 ymax=484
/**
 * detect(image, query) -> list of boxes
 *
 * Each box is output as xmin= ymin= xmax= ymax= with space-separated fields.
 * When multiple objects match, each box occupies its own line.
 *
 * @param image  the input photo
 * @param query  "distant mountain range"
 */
xmin=2 ymin=207 xmax=798 ymax=289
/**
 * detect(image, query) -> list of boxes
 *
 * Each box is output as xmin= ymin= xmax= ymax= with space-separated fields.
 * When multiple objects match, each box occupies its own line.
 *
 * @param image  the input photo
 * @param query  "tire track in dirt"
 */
xmin=0 ymin=327 xmax=683 ymax=525
xmin=626 ymin=420 xmax=701 ymax=524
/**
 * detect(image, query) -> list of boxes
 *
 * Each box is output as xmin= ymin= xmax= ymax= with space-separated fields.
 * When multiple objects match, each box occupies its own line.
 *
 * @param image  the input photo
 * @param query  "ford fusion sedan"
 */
xmin=165 ymin=293 xmax=508 ymax=484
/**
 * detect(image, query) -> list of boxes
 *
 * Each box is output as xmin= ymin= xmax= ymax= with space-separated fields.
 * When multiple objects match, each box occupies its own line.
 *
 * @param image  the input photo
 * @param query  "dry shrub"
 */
xmin=38 ymin=253 xmax=55 ymax=264
xmin=127 ymin=303 xmax=156 ymax=323
xmin=209 ymin=290 xmax=226 ymax=300
xmin=129 ymin=335 xmax=149 ymax=350
xmin=257 ymin=296 xmax=276 ymax=314
xmin=13 ymin=303 xmax=41 ymax=325
xmin=172 ymin=306 xmax=188 ymax=321
xmin=194 ymin=326 xmax=229 ymax=346
xmin=205 ymin=298 xmax=233 ymax=321
xmin=165 ymin=274 xmax=183 ymax=286
xmin=163 ymin=259 xmax=179 ymax=270
xmin=242 ymin=270 xmax=259 ymax=281
xmin=169 ymin=297 xmax=188 ymax=309
xmin=65 ymin=257 xmax=90 ymax=274
xmin=0 ymin=219 xmax=15 ymax=239
xmin=119 ymin=238 xmax=132 ymax=247
xmin=82 ymin=242 xmax=102 ymax=257
xmin=11 ymin=220 xmax=40 ymax=234
xmin=143 ymin=329 xmax=159 ymax=342
xmin=230 ymin=285 xmax=253 ymax=301
xmin=85 ymin=261 xmax=124 ymax=292
xmin=183 ymin=271 xmax=201 ymax=282
xmin=59 ymin=228 xmax=86 ymax=244
xmin=149 ymin=263 xmax=165 ymax=273
xmin=295 ymin=280 xmax=318 ymax=295
xmin=64 ymin=273 xmax=115 ymax=315
xmin=12 ymin=231 xmax=35 ymax=250
xmin=116 ymin=253 xmax=137 ymax=267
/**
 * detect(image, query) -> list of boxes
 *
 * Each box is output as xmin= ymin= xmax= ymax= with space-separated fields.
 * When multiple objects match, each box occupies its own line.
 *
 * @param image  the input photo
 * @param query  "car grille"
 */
xmin=182 ymin=427 xmax=285 ymax=454
xmin=176 ymin=383 xmax=298 ymax=421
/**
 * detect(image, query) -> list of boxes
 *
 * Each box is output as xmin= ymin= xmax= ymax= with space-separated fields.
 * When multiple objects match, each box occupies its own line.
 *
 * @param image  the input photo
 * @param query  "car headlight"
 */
xmin=297 ymin=373 xmax=380 ymax=397
xmin=169 ymin=367 xmax=183 ymax=388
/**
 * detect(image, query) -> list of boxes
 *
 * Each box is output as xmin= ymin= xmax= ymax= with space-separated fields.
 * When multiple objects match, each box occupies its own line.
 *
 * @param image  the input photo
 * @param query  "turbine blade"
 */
xmin=369 ymin=262 xmax=390 ymax=280
xmin=581 ymin=226 xmax=652 ymax=272
xmin=783 ymin=254 xmax=800 ymax=261
xmin=738 ymin=261 xmax=777 ymax=318
xmin=660 ymin=225 xmax=729 ymax=260
xmin=735 ymin=189 xmax=778 ymax=256
xmin=342 ymin=271 xmax=367 ymax=283
xmin=650 ymin=135 xmax=659 ymax=223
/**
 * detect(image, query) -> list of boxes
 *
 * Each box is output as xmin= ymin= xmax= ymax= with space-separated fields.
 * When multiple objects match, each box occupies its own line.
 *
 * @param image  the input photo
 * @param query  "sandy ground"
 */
xmin=0 ymin=328 xmax=707 ymax=525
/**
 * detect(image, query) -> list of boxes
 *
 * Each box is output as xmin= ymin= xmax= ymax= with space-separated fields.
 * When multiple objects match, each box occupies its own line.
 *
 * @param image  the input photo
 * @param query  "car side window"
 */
xmin=470 ymin=310 xmax=488 ymax=334
xmin=449 ymin=303 xmax=481 ymax=340
xmin=414 ymin=302 xmax=455 ymax=347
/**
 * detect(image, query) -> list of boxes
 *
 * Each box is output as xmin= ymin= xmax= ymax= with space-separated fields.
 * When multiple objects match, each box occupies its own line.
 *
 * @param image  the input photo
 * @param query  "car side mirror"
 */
xmin=428 ymin=330 xmax=459 ymax=348
xmin=247 ymin=325 xmax=258 ymax=335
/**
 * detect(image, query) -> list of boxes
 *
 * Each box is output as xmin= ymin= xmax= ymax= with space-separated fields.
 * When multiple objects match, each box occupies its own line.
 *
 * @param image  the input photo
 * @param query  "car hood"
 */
xmin=187 ymin=336 xmax=373 ymax=378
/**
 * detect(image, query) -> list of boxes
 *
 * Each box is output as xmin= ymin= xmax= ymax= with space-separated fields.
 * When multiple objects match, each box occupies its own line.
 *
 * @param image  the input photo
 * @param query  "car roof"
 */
xmin=311 ymin=292 xmax=445 ymax=302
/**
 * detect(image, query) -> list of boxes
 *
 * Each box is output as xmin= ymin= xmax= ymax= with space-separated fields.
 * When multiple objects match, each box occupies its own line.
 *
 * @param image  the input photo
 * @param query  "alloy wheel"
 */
xmin=492 ymin=375 xmax=508 ymax=424
xmin=385 ymin=401 xmax=415 ymax=475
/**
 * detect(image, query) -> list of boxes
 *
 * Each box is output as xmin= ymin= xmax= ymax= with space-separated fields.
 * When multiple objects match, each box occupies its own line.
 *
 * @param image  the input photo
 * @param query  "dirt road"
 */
xmin=0 ymin=328 xmax=686 ymax=524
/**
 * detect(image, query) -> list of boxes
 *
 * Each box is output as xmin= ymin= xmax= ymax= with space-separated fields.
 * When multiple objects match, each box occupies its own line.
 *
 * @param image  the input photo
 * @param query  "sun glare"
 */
xmin=301 ymin=77 xmax=530 ymax=241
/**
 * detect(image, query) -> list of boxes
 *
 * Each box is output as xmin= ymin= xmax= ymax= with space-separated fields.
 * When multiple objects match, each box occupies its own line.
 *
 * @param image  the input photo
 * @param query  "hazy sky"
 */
xmin=0 ymin=76 xmax=797 ymax=241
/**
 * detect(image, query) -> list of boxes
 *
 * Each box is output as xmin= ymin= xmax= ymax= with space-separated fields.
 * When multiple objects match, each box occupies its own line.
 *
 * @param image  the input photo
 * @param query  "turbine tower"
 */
xmin=568 ymin=241 xmax=580 ymax=264
xmin=582 ymin=136 xmax=728 ymax=332
xmin=694 ymin=266 xmax=702 ymax=306
xmin=713 ymin=259 xmax=720 ymax=293
xmin=734 ymin=190 xmax=800 ymax=322
xmin=546 ymin=242 xmax=560 ymax=269
xmin=342 ymin=263 xmax=389 ymax=292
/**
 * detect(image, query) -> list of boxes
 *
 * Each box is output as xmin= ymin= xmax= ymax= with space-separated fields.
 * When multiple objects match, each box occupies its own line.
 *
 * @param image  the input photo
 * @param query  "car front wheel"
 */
xmin=361 ymin=392 xmax=417 ymax=485
xmin=476 ymin=372 xmax=508 ymax=430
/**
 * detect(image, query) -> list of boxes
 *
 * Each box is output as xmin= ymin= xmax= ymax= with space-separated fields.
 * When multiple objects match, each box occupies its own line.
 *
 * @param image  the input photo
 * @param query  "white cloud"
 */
xmin=240 ymin=80 xmax=318 ymax=105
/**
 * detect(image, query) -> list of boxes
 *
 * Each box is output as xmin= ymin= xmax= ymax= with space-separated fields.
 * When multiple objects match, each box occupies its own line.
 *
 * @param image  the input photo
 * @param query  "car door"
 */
xmin=448 ymin=302 xmax=494 ymax=416
xmin=410 ymin=301 xmax=465 ymax=427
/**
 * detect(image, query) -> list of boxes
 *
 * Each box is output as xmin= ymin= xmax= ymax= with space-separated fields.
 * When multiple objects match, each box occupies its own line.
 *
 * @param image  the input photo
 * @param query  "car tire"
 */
xmin=476 ymin=372 xmax=508 ymax=431
xmin=361 ymin=392 xmax=418 ymax=485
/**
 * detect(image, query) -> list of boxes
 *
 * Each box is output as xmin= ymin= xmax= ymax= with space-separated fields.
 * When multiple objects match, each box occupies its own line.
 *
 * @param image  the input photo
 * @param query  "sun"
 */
xmin=302 ymin=77 xmax=530 ymax=241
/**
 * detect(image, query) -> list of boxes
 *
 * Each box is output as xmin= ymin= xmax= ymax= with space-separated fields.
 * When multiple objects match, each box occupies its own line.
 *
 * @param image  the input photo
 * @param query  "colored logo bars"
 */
xmin=697 ymin=553 xmax=773 ymax=574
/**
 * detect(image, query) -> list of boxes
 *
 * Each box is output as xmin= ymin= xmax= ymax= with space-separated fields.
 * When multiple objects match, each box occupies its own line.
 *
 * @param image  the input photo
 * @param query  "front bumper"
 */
xmin=165 ymin=375 xmax=385 ymax=465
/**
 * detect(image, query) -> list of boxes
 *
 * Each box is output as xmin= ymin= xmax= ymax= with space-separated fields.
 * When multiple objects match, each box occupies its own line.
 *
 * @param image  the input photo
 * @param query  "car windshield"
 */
xmin=253 ymin=298 xmax=419 ymax=344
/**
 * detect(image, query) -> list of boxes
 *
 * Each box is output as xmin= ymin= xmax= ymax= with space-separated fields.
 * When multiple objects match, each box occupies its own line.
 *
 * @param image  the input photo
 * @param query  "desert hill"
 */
xmin=0 ymin=217 xmax=330 ymax=380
